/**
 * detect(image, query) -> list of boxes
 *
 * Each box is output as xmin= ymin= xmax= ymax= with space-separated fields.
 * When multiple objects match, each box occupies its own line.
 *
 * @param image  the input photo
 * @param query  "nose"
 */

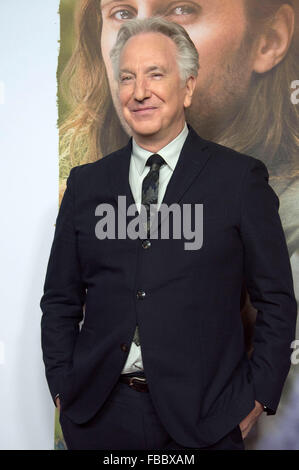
xmin=133 ymin=77 xmax=151 ymax=102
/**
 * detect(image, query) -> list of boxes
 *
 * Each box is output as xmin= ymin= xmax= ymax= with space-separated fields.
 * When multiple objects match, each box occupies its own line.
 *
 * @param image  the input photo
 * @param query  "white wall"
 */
xmin=0 ymin=0 xmax=59 ymax=449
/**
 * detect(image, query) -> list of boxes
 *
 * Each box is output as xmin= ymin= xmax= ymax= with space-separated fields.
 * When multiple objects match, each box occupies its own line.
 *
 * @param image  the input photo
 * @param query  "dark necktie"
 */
xmin=132 ymin=153 xmax=166 ymax=347
xmin=141 ymin=153 xmax=166 ymax=237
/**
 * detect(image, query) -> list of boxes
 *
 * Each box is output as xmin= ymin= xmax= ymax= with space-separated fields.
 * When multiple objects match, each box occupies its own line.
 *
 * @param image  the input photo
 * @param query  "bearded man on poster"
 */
xmin=40 ymin=18 xmax=297 ymax=450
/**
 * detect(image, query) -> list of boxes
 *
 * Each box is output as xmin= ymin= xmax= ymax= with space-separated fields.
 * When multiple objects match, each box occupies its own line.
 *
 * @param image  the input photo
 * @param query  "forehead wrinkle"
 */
xmin=119 ymin=64 xmax=168 ymax=74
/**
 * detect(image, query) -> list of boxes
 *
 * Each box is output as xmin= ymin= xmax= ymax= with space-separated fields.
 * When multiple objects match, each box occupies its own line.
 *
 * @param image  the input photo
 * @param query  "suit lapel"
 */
xmin=108 ymin=124 xmax=212 ymax=233
xmin=108 ymin=138 xmax=137 ymax=214
xmin=159 ymin=124 xmax=210 ymax=208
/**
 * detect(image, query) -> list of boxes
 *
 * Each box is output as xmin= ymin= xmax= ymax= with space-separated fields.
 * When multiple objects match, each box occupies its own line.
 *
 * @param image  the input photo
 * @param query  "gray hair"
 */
xmin=109 ymin=17 xmax=199 ymax=83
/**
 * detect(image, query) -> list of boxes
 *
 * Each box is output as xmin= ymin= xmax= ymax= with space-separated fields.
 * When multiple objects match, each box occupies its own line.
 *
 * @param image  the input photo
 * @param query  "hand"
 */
xmin=239 ymin=400 xmax=264 ymax=439
xmin=55 ymin=396 xmax=61 ymax=413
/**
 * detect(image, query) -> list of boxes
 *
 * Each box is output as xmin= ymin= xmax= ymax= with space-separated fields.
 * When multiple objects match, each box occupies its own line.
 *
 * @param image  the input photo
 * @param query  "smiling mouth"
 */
xmin=132 ymin=107 xmax=157 ymax=113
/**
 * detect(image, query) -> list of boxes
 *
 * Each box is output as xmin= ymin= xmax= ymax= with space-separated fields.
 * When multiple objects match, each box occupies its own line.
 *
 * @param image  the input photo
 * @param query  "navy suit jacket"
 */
xmin=40 ymin=125 xmax=297 ymax=447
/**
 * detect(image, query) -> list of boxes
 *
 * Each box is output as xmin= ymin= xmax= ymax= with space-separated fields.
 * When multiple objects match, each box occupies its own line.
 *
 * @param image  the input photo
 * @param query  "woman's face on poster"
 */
xmin=100 ymin=0 xmax=257 ymax=136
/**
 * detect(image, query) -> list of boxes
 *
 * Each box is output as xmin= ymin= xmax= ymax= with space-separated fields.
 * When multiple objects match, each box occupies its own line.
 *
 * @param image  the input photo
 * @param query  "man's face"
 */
xmin=117 ymin=32 xmax=192 ymax=143
xmin=101 ymin=0 xmax=256 ymax=139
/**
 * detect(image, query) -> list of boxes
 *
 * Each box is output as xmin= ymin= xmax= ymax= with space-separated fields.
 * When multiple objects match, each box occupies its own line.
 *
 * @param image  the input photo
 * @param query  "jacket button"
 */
xmin=121 ymin=343 xmax=128 ymax=352
xmin=142 ymin=239 xmax=151 ymax=249
xmin=136 ymin=290 xmax=146 ymax=299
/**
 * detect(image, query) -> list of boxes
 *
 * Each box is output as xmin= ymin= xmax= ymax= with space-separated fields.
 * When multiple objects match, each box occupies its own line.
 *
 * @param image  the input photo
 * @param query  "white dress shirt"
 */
xmin=121 ymin=122 xmax=189 ymax=374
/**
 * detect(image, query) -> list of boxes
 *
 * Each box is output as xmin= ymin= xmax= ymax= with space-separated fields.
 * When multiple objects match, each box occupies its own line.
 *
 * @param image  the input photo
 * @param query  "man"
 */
xmin=41 ymin=18 xmax=297 ymax=450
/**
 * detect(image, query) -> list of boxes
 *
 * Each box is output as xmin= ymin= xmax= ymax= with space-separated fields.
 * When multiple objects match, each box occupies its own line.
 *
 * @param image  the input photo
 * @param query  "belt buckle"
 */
xmin=128 ymin=376 xmax=148 ymax=392
xmin=128 ymin=376 xmax=147 ymax=387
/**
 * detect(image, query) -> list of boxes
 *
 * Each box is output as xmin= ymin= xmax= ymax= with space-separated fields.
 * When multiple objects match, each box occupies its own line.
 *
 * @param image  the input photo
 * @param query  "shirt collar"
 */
xmin=131 ymin=122 xmax=189 ymax=175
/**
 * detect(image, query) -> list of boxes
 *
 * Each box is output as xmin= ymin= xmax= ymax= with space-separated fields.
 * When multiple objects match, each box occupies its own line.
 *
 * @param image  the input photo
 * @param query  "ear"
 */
xmin=183 ymin=75 xmax=197 ymax=108
xmin=253 ymin=4 xmax=295 ymax=74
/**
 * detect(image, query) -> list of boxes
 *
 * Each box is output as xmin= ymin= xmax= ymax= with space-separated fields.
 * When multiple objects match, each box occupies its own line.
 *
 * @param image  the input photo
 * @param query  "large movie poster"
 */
xmin=55 ymin=0 xmax=299 ymax=450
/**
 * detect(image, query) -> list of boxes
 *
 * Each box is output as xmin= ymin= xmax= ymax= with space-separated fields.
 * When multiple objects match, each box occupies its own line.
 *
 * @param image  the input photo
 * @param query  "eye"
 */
xmin=120 ymin=75 xmax=133 ymax=82
xmin=151 ymin=73 xmax=163 ymax=79
xmin=111 ymin=8 xmax=136 ymax=21
xmin=173 ymin=5 xmax=194 ymax=15
xmin=164 ymin=2 xmax=201 ymax=23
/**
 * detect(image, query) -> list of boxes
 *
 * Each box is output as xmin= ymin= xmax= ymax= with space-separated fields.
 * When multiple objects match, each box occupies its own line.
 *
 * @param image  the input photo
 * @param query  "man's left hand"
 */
xmin=239 ymin=400 xmax=264 ymax=439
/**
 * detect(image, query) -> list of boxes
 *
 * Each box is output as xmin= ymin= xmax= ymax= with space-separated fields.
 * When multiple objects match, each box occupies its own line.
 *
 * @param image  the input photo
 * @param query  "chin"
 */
xmin=131 ymin=123 xmax=161 ymax=137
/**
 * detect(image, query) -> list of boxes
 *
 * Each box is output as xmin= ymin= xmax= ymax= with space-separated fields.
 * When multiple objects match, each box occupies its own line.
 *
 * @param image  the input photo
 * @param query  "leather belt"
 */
xmin=119 ymin=374 xmax=149 ymax=393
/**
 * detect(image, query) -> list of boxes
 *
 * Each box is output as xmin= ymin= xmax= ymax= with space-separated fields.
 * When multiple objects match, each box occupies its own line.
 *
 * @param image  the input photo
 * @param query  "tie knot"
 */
xmin=146 ymin=154 xmax=165 ymax=171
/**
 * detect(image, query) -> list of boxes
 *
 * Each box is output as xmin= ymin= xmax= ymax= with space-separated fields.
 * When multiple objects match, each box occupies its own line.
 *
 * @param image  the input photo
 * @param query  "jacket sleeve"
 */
xmin=240 ymin=159 xmax=297 ymax=414
xmin=40 ymin=167 xmax=86 ymax=406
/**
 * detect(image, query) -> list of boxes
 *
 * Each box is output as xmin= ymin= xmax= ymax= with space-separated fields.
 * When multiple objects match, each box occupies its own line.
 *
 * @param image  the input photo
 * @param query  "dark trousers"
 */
xmin=59 ymin=377 xmax=245 ymax=451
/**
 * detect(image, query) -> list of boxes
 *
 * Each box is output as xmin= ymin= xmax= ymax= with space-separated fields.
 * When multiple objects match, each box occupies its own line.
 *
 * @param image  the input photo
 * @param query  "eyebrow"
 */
xmin=101 ymin=0 xmax=132 ymax=9
xmin=145 ymin=65 xmax=167 ymax=73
